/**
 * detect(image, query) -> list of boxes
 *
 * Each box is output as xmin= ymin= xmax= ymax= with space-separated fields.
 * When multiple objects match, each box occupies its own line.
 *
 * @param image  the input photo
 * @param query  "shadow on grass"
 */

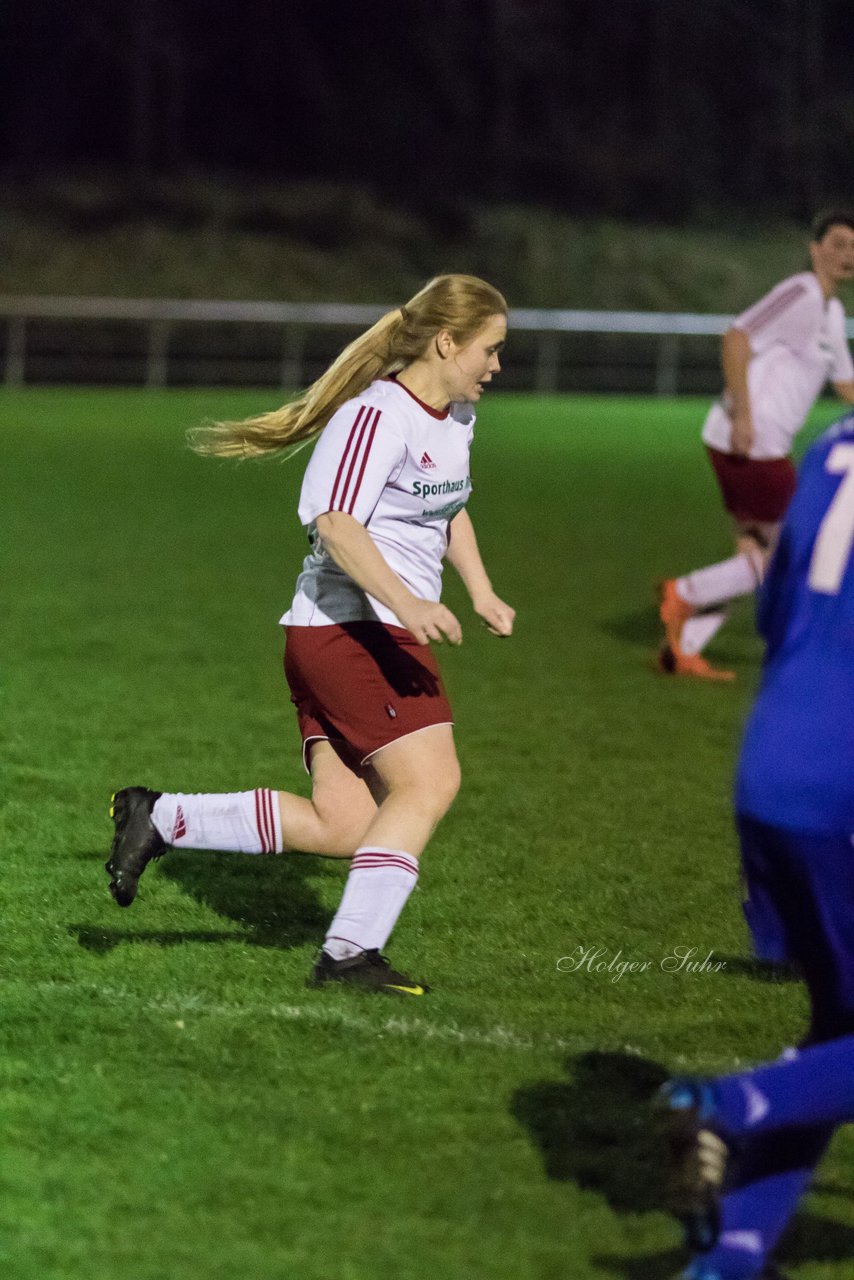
xmin=79 ymin=848 xmax=338 ymax=952
xmin=587 ymin=1247 xmax=686 ymax=1280
xmin=72 ymin=925 xmax=252 ymax=953
xmin=511 ymin=1050 xmax=670 ymax=1209
xmin=599 ymin=606 xmax=661 ymax=651
xmin=511 ymin=1050 xmax=680 ymax=1280
xmin=512 ymin=1049 xmax=854 ymax=1279
xmin=598 ymin=604 xmax=754 ymax=668
xmin=775 ymin=1213 xmax=854 ymax=1271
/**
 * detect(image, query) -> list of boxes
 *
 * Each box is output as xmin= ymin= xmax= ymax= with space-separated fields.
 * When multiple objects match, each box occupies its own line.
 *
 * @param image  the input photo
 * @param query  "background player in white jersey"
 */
xmin=658 ymin=212 xmax=854 ymax=679
xmin=105 ymin=275 xmax=514 ymax=995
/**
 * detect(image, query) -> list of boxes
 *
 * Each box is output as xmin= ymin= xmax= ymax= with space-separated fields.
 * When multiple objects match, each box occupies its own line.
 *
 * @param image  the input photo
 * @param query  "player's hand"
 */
xmin=397 ymin=598 xmax=463 ymax=646
xmin=730 ymin=410 xmax=754 ymax=458
xmin=473 ymin=592 xmax=515 ymax=637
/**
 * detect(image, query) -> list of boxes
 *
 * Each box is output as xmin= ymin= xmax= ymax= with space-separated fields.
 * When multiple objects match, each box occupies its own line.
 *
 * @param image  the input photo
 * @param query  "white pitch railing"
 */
xmin=6 ymin=295 xmax=843 ymax=394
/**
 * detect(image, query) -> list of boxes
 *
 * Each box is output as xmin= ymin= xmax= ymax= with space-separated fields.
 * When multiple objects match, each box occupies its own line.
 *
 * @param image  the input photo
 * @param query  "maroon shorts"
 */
xmin=284 ymin=622 xmax=454 ymax=771
xmin=705 ymin=446 xmax=797 ymax=524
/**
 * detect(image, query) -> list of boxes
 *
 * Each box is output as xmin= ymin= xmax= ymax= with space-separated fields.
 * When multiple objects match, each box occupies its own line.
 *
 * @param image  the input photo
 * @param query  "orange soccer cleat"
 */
xmin=658 ymin=579 xmax=696 ymax=651
xmin=658 ymin=644 xmax=736 ymax=682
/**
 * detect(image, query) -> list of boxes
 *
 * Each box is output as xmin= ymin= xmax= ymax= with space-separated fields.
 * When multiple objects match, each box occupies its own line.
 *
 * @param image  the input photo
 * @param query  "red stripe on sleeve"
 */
xmin=742 ymin=282 xmax=807 ymax=336
xmin=329 ymin=406 xmax=366 ymax=510
xmin=346 ymin=410 xmax=381 ymax=515
xmin=336 ymin=410 xmax=372 ymax=512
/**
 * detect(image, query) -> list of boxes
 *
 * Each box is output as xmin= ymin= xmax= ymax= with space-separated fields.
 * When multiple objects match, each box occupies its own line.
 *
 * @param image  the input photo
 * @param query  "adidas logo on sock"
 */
xmin=172 ymin=805 xmax=186 ymax=842
xmin=420 ymin=452 xmax=436 ymax=469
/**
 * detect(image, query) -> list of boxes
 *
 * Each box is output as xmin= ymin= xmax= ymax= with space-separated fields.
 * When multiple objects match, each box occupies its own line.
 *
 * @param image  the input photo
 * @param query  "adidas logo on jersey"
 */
xmin=420 ymin=452 xmax=437 ymax=469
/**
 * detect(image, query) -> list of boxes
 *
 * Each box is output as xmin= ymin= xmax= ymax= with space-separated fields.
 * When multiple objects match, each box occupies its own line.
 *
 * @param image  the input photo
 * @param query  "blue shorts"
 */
xmin=738 ymin=813 xmax=854 ymax=1042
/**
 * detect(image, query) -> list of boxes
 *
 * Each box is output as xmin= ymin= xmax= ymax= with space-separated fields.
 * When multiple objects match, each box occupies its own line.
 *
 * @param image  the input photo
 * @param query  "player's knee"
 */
xmin=312 ymin=802 xmax=374 ymax=856
xmin=393 ymin=766 xmax=460 ymax=822
xmin=737 ymin=534 xmax=771 ymax=584
xmin=426 ymin=759 xmax=462 ymax=817
xmin=321 ymin=828 xmax=361 ymax=856
xmin=746 ymin=544 xmax=769 ymax=585
xmin=739 ymin=523 xmax=773 ymax=552
xmin=443 ymin=761 xmax=462 ymax=809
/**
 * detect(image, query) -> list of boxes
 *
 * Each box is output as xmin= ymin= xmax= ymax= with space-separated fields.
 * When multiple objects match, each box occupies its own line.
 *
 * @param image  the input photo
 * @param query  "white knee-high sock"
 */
xmin=677 ymin=552 xmax=759 ymax=609
xmin=151 ymin=790 xmax=283 ymax=854
xmin=680 ymin=608 xmax=730 ymax=656
xmin=324 ymin=847 xmax=419 ymax=960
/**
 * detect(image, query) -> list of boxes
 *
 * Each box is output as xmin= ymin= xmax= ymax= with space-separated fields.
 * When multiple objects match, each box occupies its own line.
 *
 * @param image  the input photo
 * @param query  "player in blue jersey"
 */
xmin=657 ymin=409 xmax=854 ymax=1280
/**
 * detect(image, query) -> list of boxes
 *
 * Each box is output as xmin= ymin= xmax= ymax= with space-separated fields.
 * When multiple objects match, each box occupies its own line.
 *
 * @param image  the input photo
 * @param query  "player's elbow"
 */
xmin=315 ymin=510 xmax=359 ymax=542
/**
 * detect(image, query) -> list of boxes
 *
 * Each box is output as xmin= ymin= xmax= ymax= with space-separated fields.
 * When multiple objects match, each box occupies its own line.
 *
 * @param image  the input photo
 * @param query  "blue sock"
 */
xmin=712 ymin=1035 xmax=854 ymax=1135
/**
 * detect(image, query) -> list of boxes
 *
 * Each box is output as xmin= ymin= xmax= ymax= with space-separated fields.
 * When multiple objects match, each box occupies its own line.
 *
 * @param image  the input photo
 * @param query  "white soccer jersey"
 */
xmin=702 ymin=271 xmax=854 ymax=459
xmin=280 ymin=378 xmax=474 ymax=628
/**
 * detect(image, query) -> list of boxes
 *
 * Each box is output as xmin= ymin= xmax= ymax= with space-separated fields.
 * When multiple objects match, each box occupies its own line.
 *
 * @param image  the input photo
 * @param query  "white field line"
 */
xmin=31 ymin=978 xmax=584 ymax=1054
xmin=24 ymin=978 xmax=745 ymax=1070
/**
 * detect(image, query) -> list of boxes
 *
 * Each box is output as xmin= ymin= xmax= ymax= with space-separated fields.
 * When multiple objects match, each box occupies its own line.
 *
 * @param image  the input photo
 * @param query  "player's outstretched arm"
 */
xmin=446 ymin=510 xmax=515 ymax=637
xmin=314 ymin=511 xmax=461 ymax=645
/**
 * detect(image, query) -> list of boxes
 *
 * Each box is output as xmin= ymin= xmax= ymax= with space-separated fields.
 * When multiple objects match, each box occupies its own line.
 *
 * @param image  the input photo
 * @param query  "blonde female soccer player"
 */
xmin=106 ymin=274 xmax=514 ymax=995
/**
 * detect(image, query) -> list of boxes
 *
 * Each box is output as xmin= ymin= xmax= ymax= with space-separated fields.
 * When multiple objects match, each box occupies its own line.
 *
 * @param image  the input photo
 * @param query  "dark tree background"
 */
xmin=2 ymin=0 xmax=853 ymax=220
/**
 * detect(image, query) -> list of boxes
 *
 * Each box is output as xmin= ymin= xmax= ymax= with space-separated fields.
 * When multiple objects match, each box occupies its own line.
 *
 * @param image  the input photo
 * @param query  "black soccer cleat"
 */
xmin=106 ymin=787 xmax=166 ymax=907
xmin=657 ymin=1078 xmax=731 ymax=1253
xmin=308 ymin=948 xmax=430 ymax=996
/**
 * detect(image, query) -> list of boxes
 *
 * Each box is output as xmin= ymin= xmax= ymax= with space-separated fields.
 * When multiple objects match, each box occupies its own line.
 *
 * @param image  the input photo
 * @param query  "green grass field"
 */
xmin=3 ymin=389 xmax=853 ymax=1280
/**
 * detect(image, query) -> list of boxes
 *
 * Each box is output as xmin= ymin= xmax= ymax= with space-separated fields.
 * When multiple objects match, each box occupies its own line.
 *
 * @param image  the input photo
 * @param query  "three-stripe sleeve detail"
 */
xmin=328 ymin=406 xmax=382 ymax=514
xmin=742 ymin=281 xmax=807 ymax=336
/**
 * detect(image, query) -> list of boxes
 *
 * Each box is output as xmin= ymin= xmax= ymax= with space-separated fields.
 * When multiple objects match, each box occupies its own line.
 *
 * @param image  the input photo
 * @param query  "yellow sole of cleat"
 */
xmin=109 ymin=792 xmax=116 ymax=818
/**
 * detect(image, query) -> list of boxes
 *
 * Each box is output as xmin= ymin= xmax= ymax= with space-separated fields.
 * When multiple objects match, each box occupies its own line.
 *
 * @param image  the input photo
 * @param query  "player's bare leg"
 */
xmin=107 ymin=729 xmax=460 ymax=993
xmin=735 ymin=517 xmax=779 ymax=566
xmin=277 ymin=739 xmax=378 ymax=855
xmin=658 ymin=576 xmax=736 ymax=680
xmin=106 ymin=741 xmax=377 ymax=905
xmin=359 ymin=723 xmax=460 ymax=857
xmin=658 ymin=519 xmax=779 ymax=680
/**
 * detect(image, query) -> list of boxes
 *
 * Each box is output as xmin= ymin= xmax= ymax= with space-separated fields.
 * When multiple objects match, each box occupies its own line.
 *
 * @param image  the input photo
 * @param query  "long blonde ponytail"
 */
xmin=190 ymin=274 xmax=507 ymax=459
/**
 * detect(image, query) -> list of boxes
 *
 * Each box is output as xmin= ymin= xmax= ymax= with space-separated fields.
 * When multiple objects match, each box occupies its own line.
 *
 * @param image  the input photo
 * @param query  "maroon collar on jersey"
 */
xmin=383 ymin=375 xmax=450 ymax=421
